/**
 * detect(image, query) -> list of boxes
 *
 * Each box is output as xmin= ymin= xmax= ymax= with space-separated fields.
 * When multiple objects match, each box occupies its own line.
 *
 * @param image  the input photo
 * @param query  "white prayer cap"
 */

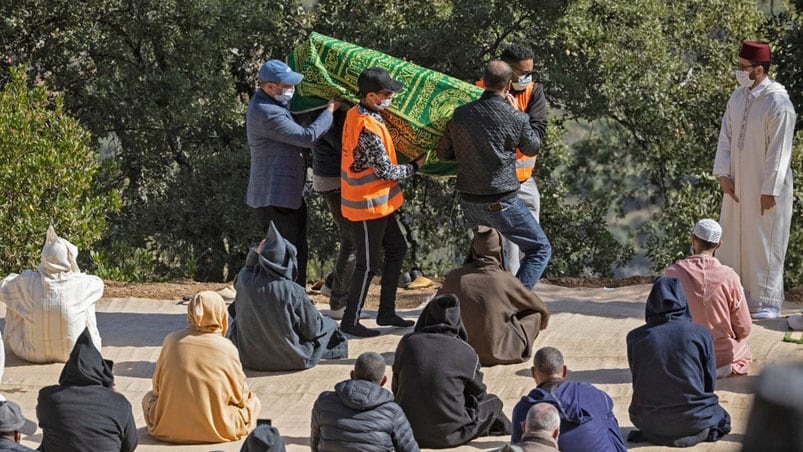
xmin=692 ymin=219 xmax=722 ymax=243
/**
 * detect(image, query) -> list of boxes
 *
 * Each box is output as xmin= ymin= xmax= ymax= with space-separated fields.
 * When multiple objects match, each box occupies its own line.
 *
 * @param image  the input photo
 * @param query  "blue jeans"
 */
xmin=506 ymin=177 xmax=541 ymax=275
xmin=461 ymin=196 xmax=551 ymax=289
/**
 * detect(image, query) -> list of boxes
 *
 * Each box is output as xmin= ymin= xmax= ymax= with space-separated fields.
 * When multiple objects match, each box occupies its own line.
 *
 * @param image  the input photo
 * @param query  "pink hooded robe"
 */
xmin=665 ymin=255 xmax=752 ymax=375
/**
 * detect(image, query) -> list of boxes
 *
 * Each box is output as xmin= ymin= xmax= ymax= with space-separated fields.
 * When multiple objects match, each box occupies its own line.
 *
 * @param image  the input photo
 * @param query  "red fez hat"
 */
xmin=739 ymin=41 xmax=771 ymax=63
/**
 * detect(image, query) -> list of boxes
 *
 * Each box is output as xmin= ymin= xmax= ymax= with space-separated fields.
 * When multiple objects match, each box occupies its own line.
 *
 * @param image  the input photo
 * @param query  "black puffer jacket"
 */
xmin=436 ymin=91 xmax=540 ymax=200
xmin=311 ymin=379 xmax=419 ymax=452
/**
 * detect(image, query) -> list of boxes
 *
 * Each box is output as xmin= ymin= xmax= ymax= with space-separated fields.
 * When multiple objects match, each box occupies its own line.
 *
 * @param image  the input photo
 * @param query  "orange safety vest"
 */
xmin=475 ymin=80 xmax=538 ymax=182
xmin=340 ymin=105 xmax=404 ymax=221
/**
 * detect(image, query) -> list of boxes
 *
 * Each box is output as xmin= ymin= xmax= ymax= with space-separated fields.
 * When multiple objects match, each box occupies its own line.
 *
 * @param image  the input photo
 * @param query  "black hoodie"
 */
xmin=37 ymin=328 xmax=137 ymax=452
xmin=392 ymin=294 xmax=494 ymax=448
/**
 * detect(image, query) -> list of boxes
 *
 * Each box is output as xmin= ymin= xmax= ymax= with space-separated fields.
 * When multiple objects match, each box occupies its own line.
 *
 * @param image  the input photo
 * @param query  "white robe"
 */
xmin=0 ymin=227 xmax=103 ymax=363
xmin=713 ymin=78 xmax=796 ymax=308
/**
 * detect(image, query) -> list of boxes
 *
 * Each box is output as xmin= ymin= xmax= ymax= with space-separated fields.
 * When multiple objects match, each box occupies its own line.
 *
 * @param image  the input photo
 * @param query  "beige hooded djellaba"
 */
xmin=0 ymin=226 xmax=103 ymax=363
xmin=143 ymin=291 xmax=261 ymax=444
xmin=713 ymin=77 xmax=797 ymax=308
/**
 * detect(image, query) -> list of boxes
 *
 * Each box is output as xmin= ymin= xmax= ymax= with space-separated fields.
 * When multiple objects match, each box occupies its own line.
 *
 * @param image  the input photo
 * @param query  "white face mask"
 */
xmin=735 ymin=70 xmax=753 ymax=88
xmin=511 ymin=74 xmax=532 ymax=91
xmin=377 ymin=97 xmax=393 ymax=110
xmin=274 ymin=87 xmax=295 ymax=103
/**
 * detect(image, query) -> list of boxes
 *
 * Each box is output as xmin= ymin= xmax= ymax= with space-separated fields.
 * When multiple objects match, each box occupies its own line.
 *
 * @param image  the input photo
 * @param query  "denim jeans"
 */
xmin=505 ymin=177 xmax=541 ymax=275
xmin=321 ymin=189 xmax=355 ymax=309
xmin=461 ymin=196 xmax=551 ymax=289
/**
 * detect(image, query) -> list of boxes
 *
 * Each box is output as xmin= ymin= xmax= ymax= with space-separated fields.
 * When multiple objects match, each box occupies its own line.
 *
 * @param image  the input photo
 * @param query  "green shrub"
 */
xmin=0 ymin=66 xmax=119 ymax=273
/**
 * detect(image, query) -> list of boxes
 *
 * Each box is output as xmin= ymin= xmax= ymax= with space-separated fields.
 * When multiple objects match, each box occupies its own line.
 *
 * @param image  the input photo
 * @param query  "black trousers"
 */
xmin=342 ymin=213 xmax=407 ymax=327
xmin=254 ymin=200 xmax=308 ymax=287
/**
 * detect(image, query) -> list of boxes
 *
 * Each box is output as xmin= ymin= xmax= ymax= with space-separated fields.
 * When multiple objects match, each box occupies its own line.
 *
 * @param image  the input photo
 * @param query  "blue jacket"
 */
xmin=626 ymin=277 xmax=731 ymax=445
xmin=511 ymin=380 xmax=626 ymax=452
xmin=245 ymin=89 xmax=333 ymax=208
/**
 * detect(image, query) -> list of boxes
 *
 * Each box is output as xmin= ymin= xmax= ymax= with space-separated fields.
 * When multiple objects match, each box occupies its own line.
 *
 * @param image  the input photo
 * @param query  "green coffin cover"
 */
xmin=287 ymin=32 xmax=483 ymax=176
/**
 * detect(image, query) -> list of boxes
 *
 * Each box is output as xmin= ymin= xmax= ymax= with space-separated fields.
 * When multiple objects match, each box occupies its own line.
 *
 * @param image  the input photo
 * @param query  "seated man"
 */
xmin=36 ymin=328 xmax=137 ymax=452
xmin=438 ymin=226 xmax=549 ymax=366
xmin=511 ymin=347 xmax=626 ymax=451
xmin=311 ymin=351 xmax=418 ymax=451
xmin=664 ymin=218 xmax=752 ymax=377
xmin=230 ymin=222 xmax=347 ymax=371
xmin=627 ymin=276 xmax=731 ymax=447
xmin=143 ymin=291 xmax=261 ymax=443
xmin=240 ymin=423 xmax=286 ymax=452
xmin=0 ymin=395 xmax=36 ymax=451
xmin=1 ymin=226 xmax=103 ymax=363
xmin=392 ymin=294 xmax=510 ymax=448
xmin=500 ymin=403 xmax=560 ymax=452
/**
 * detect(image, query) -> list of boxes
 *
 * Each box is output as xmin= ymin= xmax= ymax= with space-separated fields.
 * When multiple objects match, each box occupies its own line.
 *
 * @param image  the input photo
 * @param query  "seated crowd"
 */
xmin=0 ymin=58 xmax=770 ymax=451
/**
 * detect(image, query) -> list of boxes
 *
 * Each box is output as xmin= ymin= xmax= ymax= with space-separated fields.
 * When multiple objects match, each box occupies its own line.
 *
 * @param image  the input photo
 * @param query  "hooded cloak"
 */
xmin=439 ymin=226 xmax=549 ymax=365
xmin=392 ymin=294 xmax=505 ymax=448
xmin=1 ymin=227 xmax=103 ymax=363
xmin=626 ymin=277 xmax=731 ymax=447
xmin=143 ymin=291 xmax=260 ymax=443
xmin=230 ymin=222 xmax=347 ymax=371
xmin=36 ymin=328 xmax=137 ymax=452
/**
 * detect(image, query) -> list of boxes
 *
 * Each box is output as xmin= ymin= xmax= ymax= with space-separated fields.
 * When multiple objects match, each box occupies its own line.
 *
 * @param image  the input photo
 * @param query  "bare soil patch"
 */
xmin=103 ymin=275 xmax=803 ymax=305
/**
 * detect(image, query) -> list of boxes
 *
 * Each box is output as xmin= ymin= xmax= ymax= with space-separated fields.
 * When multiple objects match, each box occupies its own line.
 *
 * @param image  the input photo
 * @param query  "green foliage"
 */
xmin=543 ymin=0 xmax=769 ymax=271
xmin=783 ymin=133 xmax=803 ymax=288
xmin=0 ymin=66 xmax=119 ymax=273
xmin=2 ymin=0 xmax=798 ymax=285
xmin=3 ymin=0 xmax=310 ymax=281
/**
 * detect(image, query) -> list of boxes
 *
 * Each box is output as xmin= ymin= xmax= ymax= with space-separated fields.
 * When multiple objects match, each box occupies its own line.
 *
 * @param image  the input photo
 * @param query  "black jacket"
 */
xmin=436 ymin=91 xmax=540 ymax=201
xmin=311 ymin=379 xmax=418 ymax=452
xmin=392 ymin=294 xmax=494 ymax=448
xmin=36 ymin=329 xmax=138 ymax=452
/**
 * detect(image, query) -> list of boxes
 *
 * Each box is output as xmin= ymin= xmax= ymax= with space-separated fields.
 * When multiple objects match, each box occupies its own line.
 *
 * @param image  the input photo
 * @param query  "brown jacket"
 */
xmin=438 ymin=227 xmax=549 ymax=366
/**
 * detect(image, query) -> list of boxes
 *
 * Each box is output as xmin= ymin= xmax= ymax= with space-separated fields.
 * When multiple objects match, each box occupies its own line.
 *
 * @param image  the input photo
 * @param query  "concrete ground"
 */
xmin=2 ymin=282 xmax=801 ymax=451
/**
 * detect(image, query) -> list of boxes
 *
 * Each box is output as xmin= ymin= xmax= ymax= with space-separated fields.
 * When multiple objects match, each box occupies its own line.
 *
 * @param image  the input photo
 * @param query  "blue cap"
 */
xmin=258 ymin=59 xmax=303 ymax=85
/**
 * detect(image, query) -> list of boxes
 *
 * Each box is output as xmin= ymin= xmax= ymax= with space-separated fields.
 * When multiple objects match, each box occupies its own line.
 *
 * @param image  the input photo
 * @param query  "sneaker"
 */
xmin=327 ymin=307 xmax=345 ymax=320
xmin=751 ymin=306 xmax=781 ymax=320
xmin=376 ymin=314 xmax=414 ymax=327
xmin=341 ymin=322 xmax=380 ymax=337
xmin=320 ymin=283 xmax=332 ymax=298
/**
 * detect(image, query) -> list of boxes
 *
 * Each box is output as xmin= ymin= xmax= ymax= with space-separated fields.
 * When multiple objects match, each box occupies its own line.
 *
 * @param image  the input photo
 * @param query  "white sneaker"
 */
xmin=751 ymin=306 xmax=781 ymax=320
xmin=320 ymin=284 xmax=332 ymax=298
xmin=327 ymin=307 xmax=345 ymax=320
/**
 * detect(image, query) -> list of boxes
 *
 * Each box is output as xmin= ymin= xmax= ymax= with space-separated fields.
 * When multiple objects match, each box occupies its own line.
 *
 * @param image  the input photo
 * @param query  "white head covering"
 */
xmin=39 ymin=226 xmax=80 ymax=277
xmin=692 ymin=219 xmax=722 ymax=243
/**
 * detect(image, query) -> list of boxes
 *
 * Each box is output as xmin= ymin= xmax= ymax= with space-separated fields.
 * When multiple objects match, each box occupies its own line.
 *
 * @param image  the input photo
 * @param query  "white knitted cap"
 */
xmin=693 ymin=219 xmax=722 ymax=243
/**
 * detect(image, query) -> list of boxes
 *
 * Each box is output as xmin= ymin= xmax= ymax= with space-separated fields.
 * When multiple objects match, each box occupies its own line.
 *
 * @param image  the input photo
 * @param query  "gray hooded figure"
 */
xmin=230 ymin=222 xmax=347 ymax=371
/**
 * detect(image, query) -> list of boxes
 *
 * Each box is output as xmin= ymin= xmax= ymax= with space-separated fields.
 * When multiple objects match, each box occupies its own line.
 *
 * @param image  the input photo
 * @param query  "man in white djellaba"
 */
xmin=0 ymin=226 xmax=104 ymax=363
xmin=713 ymin=40 xmax=797 ymax=320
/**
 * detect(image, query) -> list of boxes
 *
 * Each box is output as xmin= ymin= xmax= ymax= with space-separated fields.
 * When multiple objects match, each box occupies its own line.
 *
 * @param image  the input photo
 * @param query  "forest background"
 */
xmin=1 ymin=0 xmax=801 ymax=286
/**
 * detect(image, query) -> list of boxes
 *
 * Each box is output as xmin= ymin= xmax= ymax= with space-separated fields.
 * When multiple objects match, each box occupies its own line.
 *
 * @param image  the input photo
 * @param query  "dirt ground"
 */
xmin=103 ymin=275 xmax=803 ymax=306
